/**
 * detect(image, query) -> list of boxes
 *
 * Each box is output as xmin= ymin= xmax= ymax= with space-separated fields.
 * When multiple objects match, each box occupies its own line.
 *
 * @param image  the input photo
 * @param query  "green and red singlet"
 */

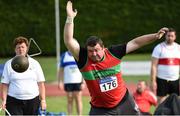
xmin=78 ymin=45 xmax=127 ymax=108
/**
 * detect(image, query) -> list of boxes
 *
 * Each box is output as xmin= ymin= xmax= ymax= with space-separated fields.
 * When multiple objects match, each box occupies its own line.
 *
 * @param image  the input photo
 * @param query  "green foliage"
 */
xmin=60 ymin=0 xmax=180 ymax=53
xmin=0 ymin=0 xmax=55 ymax=57
xmin=0 ymin=0 xmax=180 ymax=56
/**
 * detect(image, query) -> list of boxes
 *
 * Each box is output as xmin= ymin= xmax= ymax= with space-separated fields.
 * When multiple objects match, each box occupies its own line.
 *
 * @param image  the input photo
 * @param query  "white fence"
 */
xmin=121 ymin=61 xmax=151 ymax=75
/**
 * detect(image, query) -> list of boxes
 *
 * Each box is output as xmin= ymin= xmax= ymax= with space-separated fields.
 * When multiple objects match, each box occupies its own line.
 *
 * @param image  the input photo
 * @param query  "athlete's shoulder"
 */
xmin=61 ymin=52 xmax=66 ymax=57
xmin=61 ymin=51 xmax=72 ymax=60
xmin=108 ymin=44 xmax=126 ymax=59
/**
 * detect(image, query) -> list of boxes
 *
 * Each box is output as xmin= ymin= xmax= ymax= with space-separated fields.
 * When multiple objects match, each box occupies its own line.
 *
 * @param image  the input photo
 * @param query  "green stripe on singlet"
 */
xmin=81 ymin=64 xmax=121 ymax=80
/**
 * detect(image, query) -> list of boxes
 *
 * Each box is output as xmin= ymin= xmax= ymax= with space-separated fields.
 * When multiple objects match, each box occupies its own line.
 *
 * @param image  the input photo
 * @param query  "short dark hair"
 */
xmin=14 ymin=36 xmax=29 ymax=47
xmin=85 ymin=36 xmax=104 ymax=47
xmin=167 ymin=28 xmax=176 ymax=35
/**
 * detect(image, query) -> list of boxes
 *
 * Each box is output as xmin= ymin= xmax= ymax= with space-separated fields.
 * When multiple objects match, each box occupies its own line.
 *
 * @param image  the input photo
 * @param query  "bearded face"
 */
xmin=165 ymin=32 xmax=176 ymax=45
xmin=136 ymin=81 xmax=147 ymax=94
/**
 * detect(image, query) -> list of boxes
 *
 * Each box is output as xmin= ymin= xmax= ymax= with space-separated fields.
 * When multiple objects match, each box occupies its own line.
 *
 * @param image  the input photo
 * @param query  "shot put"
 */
xmin=11 ymin=55 xmax=29 ymax=73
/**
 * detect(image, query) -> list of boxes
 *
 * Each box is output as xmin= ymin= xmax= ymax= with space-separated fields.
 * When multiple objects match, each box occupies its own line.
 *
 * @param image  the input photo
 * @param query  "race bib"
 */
xmin=99 ymin=76 xmax=118 ymax=92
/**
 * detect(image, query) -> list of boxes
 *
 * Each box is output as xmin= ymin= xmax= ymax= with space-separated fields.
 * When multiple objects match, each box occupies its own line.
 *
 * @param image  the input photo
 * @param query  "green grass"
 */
xmin=0 ymin=54 xmax=152 ymax=82
xmin=123 ymin=53 xmax=151 ymax=61
xmin=0 ymin=96 xmax=91 ymax=115
xmin=0 ymin=58 xmax=9 ymax=64
xmin=35 ymin=57 xmax=57 ymax=82
xmin=124 ymin=75 xmax=150 ymax=84
xmin=46 ymin=96 xmax=91 ymax=115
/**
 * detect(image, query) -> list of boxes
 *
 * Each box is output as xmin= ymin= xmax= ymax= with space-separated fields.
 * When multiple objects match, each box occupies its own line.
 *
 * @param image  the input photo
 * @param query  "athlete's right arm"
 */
xmin=58 ymin=67 xmax=64 ymax=90
xmin=64 ymin=1 xmax=80 ymax=61
xmin=150 ymin=57 xmax=158 ymax=94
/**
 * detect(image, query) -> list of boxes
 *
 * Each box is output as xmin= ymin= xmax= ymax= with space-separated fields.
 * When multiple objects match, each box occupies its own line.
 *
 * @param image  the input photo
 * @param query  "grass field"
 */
xmin=0 ymin=53 xmax=152 ymax=82
xmin=122 ymin=53 xmax=152 ymax=61
xmin=46 ymin=96 xmax=91 ymax=115
xmin=0 ymin=54 xmax=156 ymax=115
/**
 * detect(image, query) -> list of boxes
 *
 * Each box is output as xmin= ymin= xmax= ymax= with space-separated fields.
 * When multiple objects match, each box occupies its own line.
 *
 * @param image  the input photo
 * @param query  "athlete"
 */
xmin=58 ymin=51 xmax=84 ymax=115
xmin=64 ymin=1 xmax=168 ymax=115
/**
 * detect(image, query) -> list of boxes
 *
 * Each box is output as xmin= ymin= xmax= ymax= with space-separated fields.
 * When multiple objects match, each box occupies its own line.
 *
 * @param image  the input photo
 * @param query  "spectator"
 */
xmin=151 ymin=28 xmax=180 ymax=105
xmin=133 ymin=80 xmax=157 ymax=115
xmin=1 ymin=36 xmax=46 ymax=115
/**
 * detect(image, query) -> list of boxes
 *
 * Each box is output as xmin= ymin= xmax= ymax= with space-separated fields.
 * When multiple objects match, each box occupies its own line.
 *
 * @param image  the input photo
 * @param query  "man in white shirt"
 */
xmin=151 ymin=28 xmax=180 ymax=105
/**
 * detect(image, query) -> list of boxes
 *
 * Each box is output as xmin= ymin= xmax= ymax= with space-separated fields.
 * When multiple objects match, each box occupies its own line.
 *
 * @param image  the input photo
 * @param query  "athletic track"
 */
xmin=45 ymin=82 xmax=136 ymax=96
xmin=0 ymin=83 xmax=136 ymax=97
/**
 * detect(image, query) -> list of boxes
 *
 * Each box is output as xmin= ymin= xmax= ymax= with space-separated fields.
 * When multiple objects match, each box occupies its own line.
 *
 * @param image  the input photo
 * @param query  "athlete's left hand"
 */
xmin=156 ymin=27 xmax=169 ymax=39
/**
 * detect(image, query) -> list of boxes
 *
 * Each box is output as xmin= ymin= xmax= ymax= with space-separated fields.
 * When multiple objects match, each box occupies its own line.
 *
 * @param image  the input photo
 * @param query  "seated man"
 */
xmin=133 ymin=80 xmax=157 ymax=115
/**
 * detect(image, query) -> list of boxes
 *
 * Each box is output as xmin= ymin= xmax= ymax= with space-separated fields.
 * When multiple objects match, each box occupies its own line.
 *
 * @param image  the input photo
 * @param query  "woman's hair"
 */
xmin=13 ymin=36 xmax=29 ymax=47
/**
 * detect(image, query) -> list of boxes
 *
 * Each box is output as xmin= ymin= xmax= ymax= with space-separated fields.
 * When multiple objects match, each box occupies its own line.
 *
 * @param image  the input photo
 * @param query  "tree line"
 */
xmin=0 ymin=0 xmax=179 ymax=57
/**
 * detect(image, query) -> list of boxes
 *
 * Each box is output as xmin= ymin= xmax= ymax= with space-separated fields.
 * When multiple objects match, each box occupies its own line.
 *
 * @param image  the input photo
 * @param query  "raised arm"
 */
xmin=126 ymin=27 xmax=168 ymax=54
xmin=64 ymin=1 xmax=80 ymax=61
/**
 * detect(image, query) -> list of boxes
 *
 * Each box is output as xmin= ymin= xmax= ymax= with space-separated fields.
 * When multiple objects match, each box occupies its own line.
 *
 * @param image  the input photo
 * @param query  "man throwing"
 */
xmin=64 ymin=1 xmax=168 ymax=115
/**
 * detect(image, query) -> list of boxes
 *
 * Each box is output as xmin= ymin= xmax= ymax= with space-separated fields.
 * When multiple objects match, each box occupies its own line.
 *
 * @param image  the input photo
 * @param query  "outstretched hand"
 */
xmin=156 ymin=27 xmax=169 ymax=39
xmin=66 ymin=1 xmax=77 ymax=18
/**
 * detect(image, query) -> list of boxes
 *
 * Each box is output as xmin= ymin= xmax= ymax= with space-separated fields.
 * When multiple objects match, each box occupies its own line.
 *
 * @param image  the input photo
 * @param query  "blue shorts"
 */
xmin=64 ymin=83 xmax=82 ymax=92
